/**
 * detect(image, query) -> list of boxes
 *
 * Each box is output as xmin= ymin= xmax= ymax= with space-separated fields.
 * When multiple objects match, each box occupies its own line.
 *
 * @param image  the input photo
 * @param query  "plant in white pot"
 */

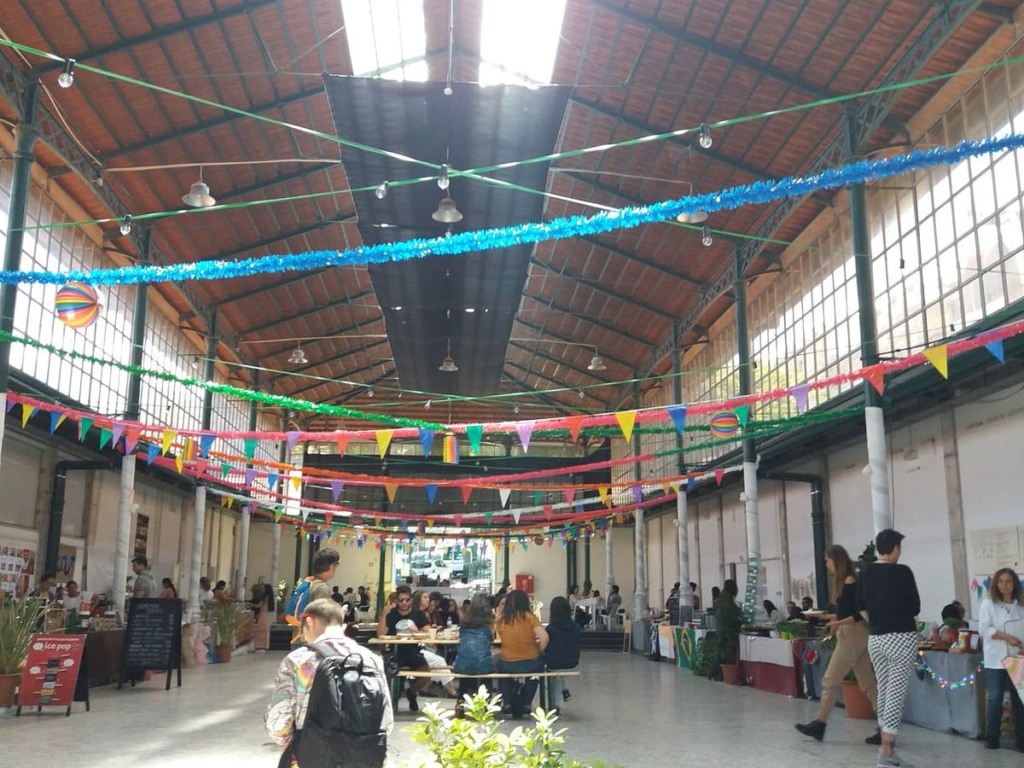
xmin=211 ymin=601 xmax=242 ymax=663
xmin=0 ymin=595 xmax=47 ymax=707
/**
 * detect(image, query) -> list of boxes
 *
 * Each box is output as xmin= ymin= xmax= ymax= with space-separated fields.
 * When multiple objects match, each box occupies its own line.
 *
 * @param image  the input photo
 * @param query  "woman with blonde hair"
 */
xmin=796 ymin=544 xmax=879 ymax=744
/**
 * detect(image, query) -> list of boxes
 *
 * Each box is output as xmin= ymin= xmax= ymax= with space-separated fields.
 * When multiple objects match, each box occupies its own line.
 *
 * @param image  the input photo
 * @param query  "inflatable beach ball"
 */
xmin=55 ymin=282 xmax=102 ymax=328
xmin=708 ymin=409 xmax=740 ymax=439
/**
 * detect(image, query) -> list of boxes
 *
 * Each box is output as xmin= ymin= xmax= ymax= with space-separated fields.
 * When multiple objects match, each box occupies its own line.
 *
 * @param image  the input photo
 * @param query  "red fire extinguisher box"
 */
xmin=515 ymin=574 xmax=534 ymax=594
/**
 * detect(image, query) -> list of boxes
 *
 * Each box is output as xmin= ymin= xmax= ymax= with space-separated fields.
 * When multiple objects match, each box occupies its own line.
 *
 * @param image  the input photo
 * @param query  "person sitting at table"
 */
xmin=978 ymin=567 xmax=1024 ymax=751
xmin=496 ymin=589 xmax=549 ymax=720
xmin=544 ymin=596 xmax=581 ymax=714
xmin=604 ymin=584 xmax=623 ymax=626
xmin=711 ymin=586 xmax=722 ymax=607
xmin=690 ymin=583 xmax=701 ymax=611
xmin=786 ymin=600 xmax=803 ymax=619
xmin=940 ymin=601 xmax=967 ymax=629
xmin=795 ymin=544 xmax=879 ymax=745
xmin=763 ymin=599 xmax=779 ymax=620
xmin=568 ymin=584 xmax=588 ymax=628
xmin=801 ymin=596 xmax=815 ymax=612
xmin=452 ymin=594 xmax=495 ymax=717
xmin=160 ymin=578 xmax=178 ymax=599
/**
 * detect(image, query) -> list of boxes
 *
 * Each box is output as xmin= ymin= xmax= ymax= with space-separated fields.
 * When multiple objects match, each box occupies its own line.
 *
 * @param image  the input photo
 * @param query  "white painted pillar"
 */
xmin=237 ymin=507 xmax=251 ymax=599
xmin=270 ymin=521 xmax=281 ymax=611
xmin=743 ymin=459 xmax=762 ymax=612
xmin=188 ymin=485 xmax=206 ymax=620
xmin=865 ymin=407 xmax=891 ymax=532
xmin=677 ymin=491 xmax=692 ymax=613
xmin=604 ymin=527 xmax=615 ymax=604
xmin=112 ymin=454 xmax=136 ymax=616
xmin=633 ymin=509 xmax=648 ymax=620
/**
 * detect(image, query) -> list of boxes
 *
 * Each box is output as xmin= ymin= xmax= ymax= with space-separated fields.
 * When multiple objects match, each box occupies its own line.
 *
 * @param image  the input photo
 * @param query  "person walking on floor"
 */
xmin=978 ymin=567 xmax=1024 ymax=751
xmin=796 ymin=544 xmax=880 ymax=744
xmin=856 ymin=529 xmax=921 ymax=768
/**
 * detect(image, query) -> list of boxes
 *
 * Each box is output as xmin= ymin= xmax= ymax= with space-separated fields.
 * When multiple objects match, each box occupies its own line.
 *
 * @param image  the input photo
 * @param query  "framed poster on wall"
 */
xmin=0 ymin=523 xmax=40 ymax=598
xmin=133 ymin=513 xmax=149 ymax=559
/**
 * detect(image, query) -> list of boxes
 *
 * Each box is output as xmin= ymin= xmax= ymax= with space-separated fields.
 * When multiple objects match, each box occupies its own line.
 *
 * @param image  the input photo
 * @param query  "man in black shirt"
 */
xmin=377 ymin=584 xmax=431 ymax=711
xmin=856 ymin=528 xmax=921 ymax=768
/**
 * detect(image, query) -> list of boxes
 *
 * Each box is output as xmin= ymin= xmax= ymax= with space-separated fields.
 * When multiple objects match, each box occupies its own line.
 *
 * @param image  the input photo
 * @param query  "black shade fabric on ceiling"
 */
xmin=324 ymin=76 xmax=571 ymax=396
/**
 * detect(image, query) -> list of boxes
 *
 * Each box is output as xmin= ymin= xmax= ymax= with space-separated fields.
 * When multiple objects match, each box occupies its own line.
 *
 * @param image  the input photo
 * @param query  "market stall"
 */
xmin=738 ymin=634 xmax=802 ymax=697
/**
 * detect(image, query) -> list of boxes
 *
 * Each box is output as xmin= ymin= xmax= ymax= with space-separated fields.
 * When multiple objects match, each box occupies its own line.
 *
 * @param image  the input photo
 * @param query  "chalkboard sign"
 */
xmin=119 ymin=598 xmax=182 ymax=690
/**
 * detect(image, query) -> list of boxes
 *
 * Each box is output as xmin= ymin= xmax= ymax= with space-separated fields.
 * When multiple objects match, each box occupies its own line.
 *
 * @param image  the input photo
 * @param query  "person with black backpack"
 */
xmin=266 ymin=599 xmax=393 ymax=768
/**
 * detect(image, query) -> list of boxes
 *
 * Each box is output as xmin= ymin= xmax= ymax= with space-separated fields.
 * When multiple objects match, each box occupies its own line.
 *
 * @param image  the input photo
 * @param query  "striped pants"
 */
xmin=867 ymin=632 xmax=918 ymax=736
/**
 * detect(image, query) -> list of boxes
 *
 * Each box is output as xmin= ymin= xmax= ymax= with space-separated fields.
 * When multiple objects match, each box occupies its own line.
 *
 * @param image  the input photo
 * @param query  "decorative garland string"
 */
xmin=915 ymin=652 xmax=982 ymax=691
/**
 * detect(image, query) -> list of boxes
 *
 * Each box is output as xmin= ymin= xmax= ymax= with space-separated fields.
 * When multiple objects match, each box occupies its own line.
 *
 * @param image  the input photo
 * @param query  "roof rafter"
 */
xmin=512 ymin=316 xmax=636 ymax=369
xmin=528 ymin=257 xmax=676 ymax=322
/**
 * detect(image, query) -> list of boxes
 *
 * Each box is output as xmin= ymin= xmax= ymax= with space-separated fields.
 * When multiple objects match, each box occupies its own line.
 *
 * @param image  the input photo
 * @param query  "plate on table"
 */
xmin=802 ymin=610 xmax=826 ymax=618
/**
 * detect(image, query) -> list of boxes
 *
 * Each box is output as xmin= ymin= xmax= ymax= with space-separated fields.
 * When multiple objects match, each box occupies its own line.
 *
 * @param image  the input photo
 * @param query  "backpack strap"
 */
xmin=310 ymin=641 xmax=342 ymax=660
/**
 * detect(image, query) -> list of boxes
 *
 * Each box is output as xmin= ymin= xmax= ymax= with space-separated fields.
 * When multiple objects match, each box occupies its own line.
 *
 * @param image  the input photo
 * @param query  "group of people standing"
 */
xmin=796 ymin=529 xmax=1024 ymax=764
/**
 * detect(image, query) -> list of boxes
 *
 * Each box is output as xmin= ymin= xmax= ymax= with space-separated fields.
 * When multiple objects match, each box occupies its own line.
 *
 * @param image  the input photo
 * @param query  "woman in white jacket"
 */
xmin=978 ymin=567 xmax=1024 ymax=751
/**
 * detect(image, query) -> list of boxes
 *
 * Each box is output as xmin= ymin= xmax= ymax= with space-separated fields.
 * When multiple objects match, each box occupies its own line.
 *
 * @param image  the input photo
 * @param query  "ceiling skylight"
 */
xmin=342 ymin=0 xmax=428 ymax=81
xmin=479 ymin=0 xmax=568 ymax=86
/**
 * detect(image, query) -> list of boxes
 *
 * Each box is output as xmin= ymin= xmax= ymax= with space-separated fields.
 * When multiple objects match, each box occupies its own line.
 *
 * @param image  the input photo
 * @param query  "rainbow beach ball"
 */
xmin=709 ymin=409 xmax=740 ymax=439
xmin=55 ymin=281 xmax=102 ymax=329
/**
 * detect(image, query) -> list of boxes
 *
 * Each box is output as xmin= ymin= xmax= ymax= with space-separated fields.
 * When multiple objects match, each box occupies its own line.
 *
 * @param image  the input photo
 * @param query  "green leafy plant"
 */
xmin=0 ymin=595 xmax=48 ymax=674
xmin=211 ymin=601 xmax=243 ymax=647
xmin=407 ymin=688 xmax=618 ymax=768
xmin=774 ymin=620 xmax=809 ymax=639
xmin=856 ymin=542 xmax=877 ymax=571
xmin=691 ymin=635 xmax=721 ymax=677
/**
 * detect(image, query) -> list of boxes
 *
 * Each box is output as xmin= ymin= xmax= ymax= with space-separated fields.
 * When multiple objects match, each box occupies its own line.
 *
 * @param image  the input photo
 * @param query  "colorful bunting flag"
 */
xmin=98 ymin=427 xmax=112 ymax=450
xmin=336 ymin=435 xmax=350 ymax=457
xmin=790 ymin=382 xmax=810 ymax=414
xmin=461 ymin=486 xmax=473 ymax=504
xmin=864 ymin=365 xmax=886 ymax=395
xmin=375 ymin=430 xmax=394 ymax=458
xmin=49 ymin=411 xmax=65 ymax=434
xmin=160 ymin=429 xmax=176 ymax=455
xmin=111 ymin=422 xmax=125 ymax=447
xmin=734 ymin=405 xmax=750 ymax=428
xmin=516 ymin=421 xmax=535 ymax=453
xmin=418 ymin=428 xmax=435 ymax=457
xmin=78 ymin=417 xmax=94 ymax=442
xmin=499 ymin=488 xmax=512 ymax=508
xmin=465 ymin=425 xmax=484 ymax=455
xmin=566 ymin=415 xmax=585 ymax=442
xmin=985 ymin=339 xmax=1005 ymax=363
xmin=384 ymin=483 xmax=398 ymax=503
xmin=146 ymin=444 xmax=161 ymax=465
xmin=286 ymin=431 xmax=301 ymax=453
xmin=124 ymin=429 xmax=140 ymax=454
xmin=199 ymin=433 xmax=216 ymax=458
xmin=329 ymin=480 xmax=344 ymax=502
xmin=243 ymin=437 xmax=258 ymax=461
xmin=425 ymin=484 xmax=438 ymax=504
xmin=666 ymin=405 xmax=688 ymax=434
xmin=564 ymin=488 xmax=576 ymax=505
xmin=21 ymin=403 xmax=35 ymax=428
xmin=922 ymin=344 xmax=949 ymax=379
xmin=714 ymin=468 xmax=725 ymax=486
xmin=615 ymin=410 xmax=637 ymax=442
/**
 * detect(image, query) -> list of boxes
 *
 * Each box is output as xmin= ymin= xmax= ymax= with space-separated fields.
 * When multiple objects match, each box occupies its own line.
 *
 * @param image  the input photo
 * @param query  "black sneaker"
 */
xmin=561 ymin=688 xmax=571 ymax=702
xmin=406 ymin=691 xmax=419 ymax=712
xmin=795 ymin=720 xmax=826 ymax=741
xmin=865 ymin=729 xmax=882 ymax=745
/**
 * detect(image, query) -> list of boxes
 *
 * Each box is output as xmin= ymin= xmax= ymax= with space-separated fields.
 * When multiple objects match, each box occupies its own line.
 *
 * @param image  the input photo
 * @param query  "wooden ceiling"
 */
xmin=0 ymin=0 xmax=1014 ymax=429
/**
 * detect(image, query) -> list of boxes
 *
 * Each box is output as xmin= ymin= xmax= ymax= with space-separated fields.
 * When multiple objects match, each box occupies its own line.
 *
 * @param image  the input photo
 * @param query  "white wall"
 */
xmin=0 ymin=436 xmax=42 ymax=528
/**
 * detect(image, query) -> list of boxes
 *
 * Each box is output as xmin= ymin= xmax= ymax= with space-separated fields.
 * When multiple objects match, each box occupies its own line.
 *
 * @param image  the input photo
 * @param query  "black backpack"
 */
xmin=290 ymin=643 xmax=388 ymax=768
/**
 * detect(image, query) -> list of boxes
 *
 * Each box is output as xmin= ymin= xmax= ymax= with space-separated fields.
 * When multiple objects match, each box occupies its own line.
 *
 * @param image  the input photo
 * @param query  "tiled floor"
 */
xmin=0 ymin=650 xmax=1019 ymax=767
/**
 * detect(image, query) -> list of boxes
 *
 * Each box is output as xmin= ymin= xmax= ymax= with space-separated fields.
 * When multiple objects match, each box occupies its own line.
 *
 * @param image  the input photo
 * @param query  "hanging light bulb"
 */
xmin=578 ymin=388 xmax=585 ymax=399
xmin=437 ymin=163 xmax=450 ymax=190
xmin=57 ymin=58 xmax=76 ymax=88
xmin=119 ymin=214 xmax=133 ymax=236
xmin=701 ymin=225 xmax=713 ymax=247
xmin=699 ymin=122 xmax=713 ymax=149
xmin=366 ymin=385 xmax=375 ymax=398
xmin=374 ymin=181 xmax=389 ymax=199
xmin=424 ymin=399 xmax=432 ymax=409
xmin=443 ymin=83 xmax=454 ymax=96
xmin=513 ymin=402 xmax=520 ymax=415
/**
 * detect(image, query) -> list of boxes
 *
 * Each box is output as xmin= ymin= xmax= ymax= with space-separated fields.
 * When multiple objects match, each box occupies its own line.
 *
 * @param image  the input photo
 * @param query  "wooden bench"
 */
xmin=393 ymin=668 xmax=581 ymax=710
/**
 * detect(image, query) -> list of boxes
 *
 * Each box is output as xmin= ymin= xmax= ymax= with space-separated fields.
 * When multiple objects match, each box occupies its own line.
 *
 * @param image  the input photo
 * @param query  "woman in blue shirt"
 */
xmin=452 ymin=594 xmax=495 ymax=717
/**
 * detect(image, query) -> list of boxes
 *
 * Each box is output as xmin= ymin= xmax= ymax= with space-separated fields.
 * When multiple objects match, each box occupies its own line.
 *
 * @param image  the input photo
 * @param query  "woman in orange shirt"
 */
xmin=495 ymin=589 xmax=549 ymax=719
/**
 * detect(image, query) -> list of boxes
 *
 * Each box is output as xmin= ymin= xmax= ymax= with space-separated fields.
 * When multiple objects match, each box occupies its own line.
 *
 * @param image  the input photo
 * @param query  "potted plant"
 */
xmin=841 ymin=668 xmax=875 ymax=719
xmin=692 ymin=635 xmax=722 ymax=678
xmin=0 ymin=595 xmax=47 ymax=707
xmin=212 ymin=602 xmax=242 ymax=663
xmin=774 ymin=620 xmax=809 ymax=640
xmin=715 ymin=595 xmax=744 ymax=685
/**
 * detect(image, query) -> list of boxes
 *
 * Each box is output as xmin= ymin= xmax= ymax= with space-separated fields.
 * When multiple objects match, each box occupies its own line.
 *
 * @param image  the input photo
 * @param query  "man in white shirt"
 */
xmin=198 ymin=576 xmax=214 ymax=604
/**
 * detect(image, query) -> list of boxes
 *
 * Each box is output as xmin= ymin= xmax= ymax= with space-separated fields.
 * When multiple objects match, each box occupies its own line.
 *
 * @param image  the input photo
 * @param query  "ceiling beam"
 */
xmin=979 ymin=2 xmax=1015 ymax=22
xmin=528 ymin=257 xmax=676 ymax=322
xmin=33 ymin=0 xmax=281 ymax=75
xmin=520 ymin=293 xmax=655 ymax=348
xmin=508 ymin=340 xmax=608 ymax=383
xmin=97 ymin=86 xmax=325 ymax=162
xmin=235 ymin=289 xmax=377 ymax=338
xmin=504 ymin=362 xmax=605 ymax=408
xmin=216 ymin=162 xmax=343 ymax=202
xmin=208 ymin=213 xmax=358 ymax=264
xmin=569 ymin=95 xmax=834 ymax=207
xmin=512 ymin=316 xmax=636 ymax=369
xmin=500 ymin=371 xmax=576 ymax=415
xmin=618 ymin=0 xmax=989 ymax=405
xmin=266 ymin=335 xmax=390 ymax=390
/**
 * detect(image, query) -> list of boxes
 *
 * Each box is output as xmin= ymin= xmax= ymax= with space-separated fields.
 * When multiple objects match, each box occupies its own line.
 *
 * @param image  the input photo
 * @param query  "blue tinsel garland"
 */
xmin=5 ymin=133 xmax=1024 ymax=286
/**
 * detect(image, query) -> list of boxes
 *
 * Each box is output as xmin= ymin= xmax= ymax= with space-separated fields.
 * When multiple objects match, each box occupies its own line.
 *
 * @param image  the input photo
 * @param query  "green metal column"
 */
xmin=502 ymin=532 xmax=511 ymax=590
xmin=376 ymin=543 xmax=387 ymax=616
xmin=734 ymin=249 xmax=762 ymax=616
xmin=582 ymin=534 xmax=592 ymax=594
xmin=0 ymin=90 xmax=39 ymax=402
xmin=632 ymin=377 xmax=648 ymax=620
xmin=293 ymin=529 xmax=303 ymax=584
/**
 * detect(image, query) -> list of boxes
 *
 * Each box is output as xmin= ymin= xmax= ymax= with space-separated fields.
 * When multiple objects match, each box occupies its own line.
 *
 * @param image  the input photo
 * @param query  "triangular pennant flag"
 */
xmin=864 ymin=365 xmax=886 ymax=395
xmin=666 ymin=405 xmax=688 ymax=434
xmin=714 ymin=468 xmax=725 ymax=486
xmin=483 ymin=510 xmax=492 ymax=525
xmin=533 ymin=490 xmax=543 ymax=506
xmin=615 ymin=410 xmax=637 ymax=442
xmin=225 ymin=496 xmax=235 ymax=510
xmin=98 ymin=427 xmax=113 ymax=450
xmin=384 ymin=483 xmax=398 ymax=503
xmin=922 ymin=344 xmax=949 ymax=379
xmin=789 ymin=382 xmax=810 ymax=414
xmin=375 ymin=430 xmax=394 ymax=458
xmin=124 ymin=429 xmax=139 ymax=454
xmin=291 ymin=475 xmax=302 ymax=491
xmin=4 ymin=397 xmax=14 ymax=413
xmin=286 ymin=431 xmax=301 ymax=454
xmin=687 ymin=477 xmax=695 ymax=491
xmin=111 ymin=422 xmax=125 ymax=447
xmin=221 ymin=463 xmax=232 ymax=478
xmin=598 ymin=487 xmax=609 ymax=506
xmin=174 ymin=453 xmax=184 ymax=474
xmin=499 ymin=488 xmax=512 ymax=508
xmin=425 ymin=484 xmax=438 ymax=504
xmin=335 ymin=435 xmax=350 ymax=457
xmin=243 ymin=438 xmax=258 ymax=462
xmin=461 ymin=486 xmax=473 ymax=504
xmin=273 ymin=509 xmax=283 ymax=523
xmin=195 ymin=459 xmax=209 ymax=477
xmin=199 ymin=433 xmax=216 ymax=458
xmin=20 ymin=404 xmax=35 ymax=428
xmin=184 ymin=438 xmax=194 ymax=461
xmin=160 ymin=429 xmax=176 ymax=455
xmin=516 ymin=421 xmax=535 ymax=453
xmin=244 ymin=468 xmax=256 ymax=489
xmin=324 ymin=512 xmax=334 ymax=526
xmin=146 ymin=444 xmax=160 ymax=465
xmin=734 ymin=405 xmax=750 ymax=429
xmin=662 ymin=482 xmax=671 ymax=496
xmin=418 ymin=428 xmax=435 ymax=457
xmin=543 ymin=504 xmax=553 ymax=519
xmin=985 ymin=339 xmax=1005 ymax=363
xmin=566 ymin=415 xmax=585 ymax=442
xmin=465 ymin=425 xmax=484 ymax=456
xmin=329 ymin=480 xmax=344 ymax=502
xmin=373 ymin=516 xmax=381 ymax=528
xmin=267 ymin=472 xmax=279 ymax=490
xmin=49 ymin=411 xmax=66 ymax=434
xmin=631 ymin=485 xmax=643 ymax=504
xmin=564 ymin=488 xmax=576 ymax=505
xmin=78 ymin=417 xmax=94 ymax=442
xmin=453 ymin=514 xmax=462 ymax=527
